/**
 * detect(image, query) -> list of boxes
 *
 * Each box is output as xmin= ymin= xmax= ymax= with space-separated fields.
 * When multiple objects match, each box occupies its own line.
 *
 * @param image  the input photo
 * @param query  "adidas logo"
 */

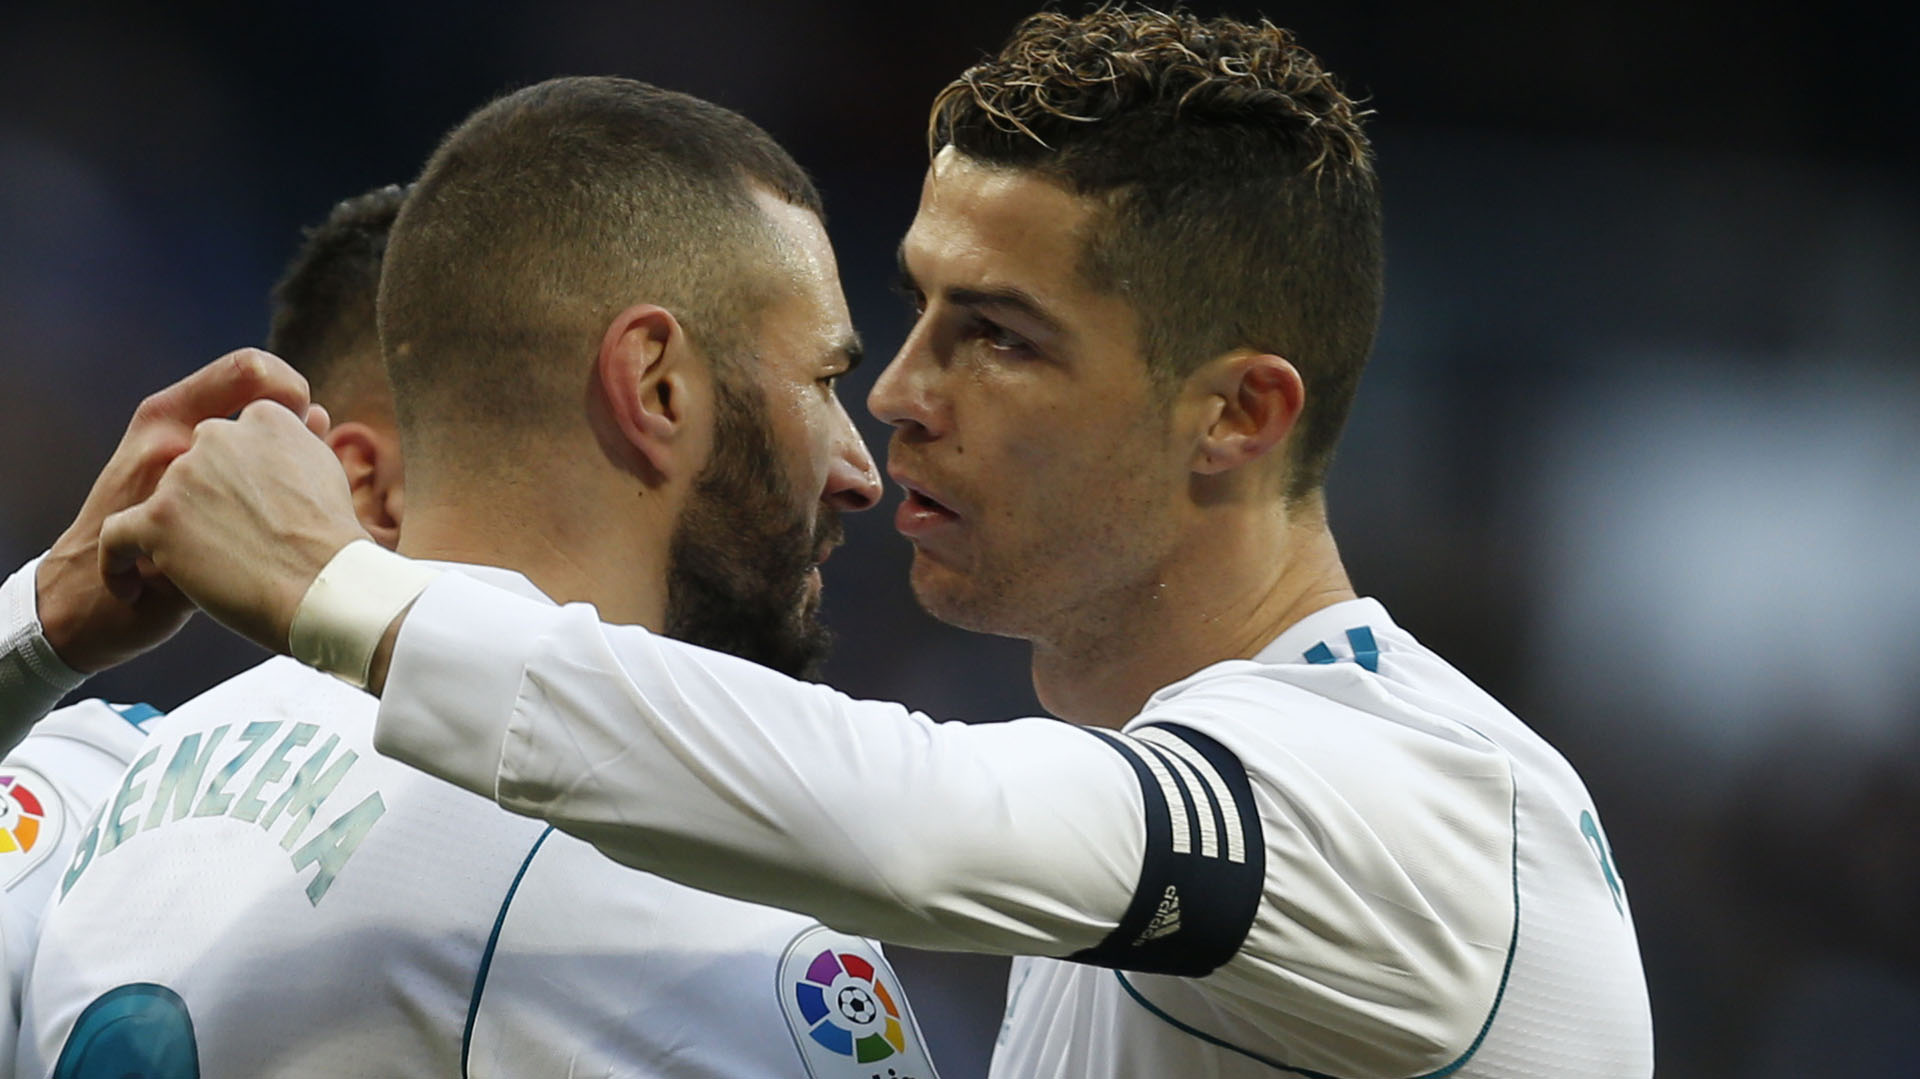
xmin=1135 ymin=885 xmax=1182 ymax=944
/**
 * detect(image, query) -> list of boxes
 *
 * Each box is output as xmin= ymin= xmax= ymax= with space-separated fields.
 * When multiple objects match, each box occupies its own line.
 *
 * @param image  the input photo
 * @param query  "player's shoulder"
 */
xmin=1123 ymin=599 xmax=1527 ymax=849
xmin=0 ymin=699 xmax=160 ymax=896
xmin=1133 ymin=658 xmax=1508 ymax=777
xmin=156 ymin=655 xmax=368 ymax=731
xmin=16 ymin=699 xmax=159 ymax=765
xmin=473 ymin=833 xmax=942 ymax=1079
xmin=188 ymin=654 xmax=355 ymax=702
xmin=1136 ymin=598 xmax=1524 ymax=762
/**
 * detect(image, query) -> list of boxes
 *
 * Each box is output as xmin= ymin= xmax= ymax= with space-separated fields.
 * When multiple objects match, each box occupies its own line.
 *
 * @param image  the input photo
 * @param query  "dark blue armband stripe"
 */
xmin=1071 ymin=723 xmax=1265 ymax=977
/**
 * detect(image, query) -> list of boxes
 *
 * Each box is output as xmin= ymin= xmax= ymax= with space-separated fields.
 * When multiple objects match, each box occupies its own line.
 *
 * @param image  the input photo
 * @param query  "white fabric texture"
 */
xmin=19 ymin=565 xmax=937 ymax=1079
xmin=0 ymin=700 xmax=152 ymax=1075
xmin=0 ymin=557 xmax=88 ymax=756
xmin=372 ymin=570 xmax=1653 ymax=1078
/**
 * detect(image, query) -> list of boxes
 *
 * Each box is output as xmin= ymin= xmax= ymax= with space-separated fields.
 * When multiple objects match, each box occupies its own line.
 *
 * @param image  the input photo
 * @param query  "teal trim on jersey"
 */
xmin=1578 ymin=810 xmax=1625 ymax=916
xmin=110 ymin=703 xmax=163 ymax=729
xmin=1114 ymin=973 xmax=1302 ymax=1073
xmin=461 ymin=826 xmax=555 ymax=1078
xmin=1344 ymin=628 xmax=1380 ymax=673
xmin=1113 ymin=788 xmax=1522 ymax=1079
xmin=1303 ymin=630 xmax=1380 ymax=673
xmin=52 ymin=982 xmax=199 ymax=1078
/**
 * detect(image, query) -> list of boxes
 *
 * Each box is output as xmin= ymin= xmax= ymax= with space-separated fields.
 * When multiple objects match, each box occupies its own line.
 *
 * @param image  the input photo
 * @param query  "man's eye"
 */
xmin=972 ymin=319 xmax=1032 ymax=354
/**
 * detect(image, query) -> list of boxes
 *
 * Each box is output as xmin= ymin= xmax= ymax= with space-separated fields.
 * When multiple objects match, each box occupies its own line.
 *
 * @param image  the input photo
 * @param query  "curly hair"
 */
xmin=930 ymin=5 xmax=1383 ymax=498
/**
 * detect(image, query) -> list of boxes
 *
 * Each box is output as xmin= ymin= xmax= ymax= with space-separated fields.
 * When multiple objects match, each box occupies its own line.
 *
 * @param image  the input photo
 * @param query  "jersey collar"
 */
xmin=418 ymin=560 xmax=557 ymax=607
xmin=1251 ymin=597 xmax=1395 ymax=667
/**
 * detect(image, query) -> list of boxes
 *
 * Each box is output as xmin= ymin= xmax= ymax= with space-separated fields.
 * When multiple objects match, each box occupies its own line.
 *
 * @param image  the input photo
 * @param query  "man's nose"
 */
xmin=824 ymin=407 xmax=882 ymax=512
xmin=867 ymin=327 xmax=945 ymax=440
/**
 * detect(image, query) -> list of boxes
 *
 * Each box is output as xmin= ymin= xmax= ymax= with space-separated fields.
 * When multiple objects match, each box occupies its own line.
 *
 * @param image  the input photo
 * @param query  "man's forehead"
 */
xmin=753 ymin=188 xmax=839 ymax=281
xmin=904 ymin=151 xmax=1098 ymax=301
xmin=919 ymin=148 xmax=1090 ymax=230
xmin=749 ymin=187 xmax=854 ymax=345
xmin=755 ymin=279 xmax=856 ymax=362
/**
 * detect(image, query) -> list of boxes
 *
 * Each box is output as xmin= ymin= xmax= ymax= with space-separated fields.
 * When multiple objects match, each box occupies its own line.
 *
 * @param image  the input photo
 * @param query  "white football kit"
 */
xmin=14 ymin=564 xmax=939 ymax=1079
xmin=1 ymin=558 xmax=92 ymax=756
xmin=0 ymin=559 xmax=160 ymax=1075
xmin=357 ymin=568 xmax=1653 ymax=1078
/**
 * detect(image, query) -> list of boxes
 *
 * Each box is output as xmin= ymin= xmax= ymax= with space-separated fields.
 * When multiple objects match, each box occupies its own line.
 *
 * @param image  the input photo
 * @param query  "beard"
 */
xmin=665 ymin=371 xmax=839 ymax=678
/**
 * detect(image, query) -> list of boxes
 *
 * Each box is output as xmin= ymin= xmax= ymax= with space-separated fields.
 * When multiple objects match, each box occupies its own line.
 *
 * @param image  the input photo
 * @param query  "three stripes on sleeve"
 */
xmin=1072 ymin=724 xmax=1265 ymax=977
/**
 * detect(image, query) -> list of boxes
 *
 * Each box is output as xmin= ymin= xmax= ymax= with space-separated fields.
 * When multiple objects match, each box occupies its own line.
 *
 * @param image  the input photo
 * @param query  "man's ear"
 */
xmin=325 ymin=420 xmax=405 ymax=550
xmin=1187 ymin=351 xmax=1305 ymax=476
xmin=595 ymin=303 xmax=706 ymax=483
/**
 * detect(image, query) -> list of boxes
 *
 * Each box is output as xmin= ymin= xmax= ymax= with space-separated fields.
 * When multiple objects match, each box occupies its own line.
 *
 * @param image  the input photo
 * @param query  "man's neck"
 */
xmin=395 ymin=490 xmax=672 ymax=630
xmin=1029 ymin=500 xmax=1355 ymax=729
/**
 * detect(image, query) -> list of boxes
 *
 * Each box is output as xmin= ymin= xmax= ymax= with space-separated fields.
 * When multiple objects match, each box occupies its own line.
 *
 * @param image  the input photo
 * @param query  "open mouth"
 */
xmin=895 ymin=484 xmax=960 ymax=539
xmin=905 ymin=489 xmax=954 ymax=516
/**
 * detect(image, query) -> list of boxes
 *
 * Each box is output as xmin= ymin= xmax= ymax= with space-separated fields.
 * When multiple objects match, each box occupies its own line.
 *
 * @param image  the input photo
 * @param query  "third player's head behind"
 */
xmin=267 ymin=183 xmax=410 ymax=552
xmin=874 ymin=6 xmax=1384 ymax=721
xmin=377 ymin=76 xmax=880 ymax=678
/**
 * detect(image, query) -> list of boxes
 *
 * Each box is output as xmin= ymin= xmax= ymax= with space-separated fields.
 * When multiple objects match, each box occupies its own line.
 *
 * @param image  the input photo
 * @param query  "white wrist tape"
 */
xmin=287 ymin=541 xmax=443 ymax=689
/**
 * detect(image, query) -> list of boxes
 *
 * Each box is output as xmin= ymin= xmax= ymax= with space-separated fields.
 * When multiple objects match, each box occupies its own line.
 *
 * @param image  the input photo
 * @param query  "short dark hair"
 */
xmin=379 ymin=76 xmax=822 ymax=465
xmin=266 ymin=183 xmax=407 ymax=398
xmin=930 ymin=6 xmax=1384 ymax=497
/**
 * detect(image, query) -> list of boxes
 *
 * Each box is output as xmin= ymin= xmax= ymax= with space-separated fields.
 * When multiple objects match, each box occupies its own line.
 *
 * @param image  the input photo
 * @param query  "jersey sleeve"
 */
xmin=1067 ymin=724 xmax=1266 ymax=975
xmin=0 ymin=557 xmax=88 ymax=754
xmin=373 ymin=572 xmax=1260 ymax=969
xmin=1121 ymin=670 xmax=1521 ymax=1077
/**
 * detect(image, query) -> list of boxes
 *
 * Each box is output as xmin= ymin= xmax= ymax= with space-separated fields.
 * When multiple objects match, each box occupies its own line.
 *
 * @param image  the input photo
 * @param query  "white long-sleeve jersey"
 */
xmin=0 ymin=704 xmax=155 ymax=1079
xmin=0 ymin=558 xmax=160 ymax=1076
xmin=15 ymin=565 xmax=939 ymax=1079
xmin=371 ymin=570 xmax=1654 ymax=1079
xmin=0 ymin=558 xmax=90 ymax=756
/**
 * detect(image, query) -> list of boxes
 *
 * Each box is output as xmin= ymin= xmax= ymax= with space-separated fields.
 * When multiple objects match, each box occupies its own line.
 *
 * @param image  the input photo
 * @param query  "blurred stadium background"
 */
xmin=4 ymin=1 xmax=1916 ymax=1074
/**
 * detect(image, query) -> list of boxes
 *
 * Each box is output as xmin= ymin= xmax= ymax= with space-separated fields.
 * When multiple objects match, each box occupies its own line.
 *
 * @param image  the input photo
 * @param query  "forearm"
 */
xmin=0 ymin=557 xmax=88 ymax=753
xmin=371 ymin=572 xmax=1143 ymax=954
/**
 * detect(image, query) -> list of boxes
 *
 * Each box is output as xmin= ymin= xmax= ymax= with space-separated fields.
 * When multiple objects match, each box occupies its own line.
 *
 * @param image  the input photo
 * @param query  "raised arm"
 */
xmin=99 ymin=403 xmax=1268 ymax=968
xmin=95 ymin=397 xmax=1393 ymax=990
xmin=375 ymin=568 xmax=1153 ymax=956
xmin=1 ymin=351 xmax=319 ymax=751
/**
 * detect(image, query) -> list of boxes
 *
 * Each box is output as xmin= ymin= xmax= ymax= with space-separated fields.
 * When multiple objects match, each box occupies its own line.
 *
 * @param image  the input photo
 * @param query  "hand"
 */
xmin=98 ymin=399 xmax=370 ymax=656
xmin=35 ymin=349 xmax=325 ymax=673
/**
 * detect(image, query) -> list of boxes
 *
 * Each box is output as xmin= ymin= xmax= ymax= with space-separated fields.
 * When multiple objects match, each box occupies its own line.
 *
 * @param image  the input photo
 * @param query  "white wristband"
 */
xmin=287 ymin=541 xmax=443 ymax=689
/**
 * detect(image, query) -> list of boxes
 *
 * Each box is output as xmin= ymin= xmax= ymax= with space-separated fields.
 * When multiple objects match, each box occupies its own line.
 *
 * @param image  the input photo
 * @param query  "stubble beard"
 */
xmin=665 ymin=371 xmax=837 ymax=679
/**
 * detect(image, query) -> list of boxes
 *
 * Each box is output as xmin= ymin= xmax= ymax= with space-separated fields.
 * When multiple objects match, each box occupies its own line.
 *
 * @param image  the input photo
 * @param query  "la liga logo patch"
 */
xmin=779 ymin=926 xmax=939 ymax=1078
xmin=0 ymin=765 xmax=64 ymax=887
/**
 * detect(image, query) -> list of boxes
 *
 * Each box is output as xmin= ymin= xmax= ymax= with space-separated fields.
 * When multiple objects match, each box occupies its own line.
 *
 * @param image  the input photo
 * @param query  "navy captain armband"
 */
xmin=1070 ymin=723 xmax=1265 ymax=977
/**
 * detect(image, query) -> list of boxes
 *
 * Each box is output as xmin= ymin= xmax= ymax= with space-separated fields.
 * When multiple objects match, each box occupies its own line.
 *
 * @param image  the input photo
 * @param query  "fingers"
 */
xmin=234 ymin=397 xmax=324 ymax=438
xmin=136 ymin=348 xmax=311 ymax=430
xmin=304 ymin=403 xmax=332 ymax=439
xmin=95 ymin=398 xmax=363 ymax=654
xmin=97 ymin=501 xmax=158 ymax=603
xmin=38 ymin=349 xmax=313 ymax=673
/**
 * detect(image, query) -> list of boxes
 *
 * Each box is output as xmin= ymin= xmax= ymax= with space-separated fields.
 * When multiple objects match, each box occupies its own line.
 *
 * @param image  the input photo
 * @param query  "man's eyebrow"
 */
xmin=837 ymin=335 xmax=864 ymax=373
xmin=945 ymin=285 xmax=1066 ymax=337
xmin=897 ymin=242 xmax=1066 ymax=337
